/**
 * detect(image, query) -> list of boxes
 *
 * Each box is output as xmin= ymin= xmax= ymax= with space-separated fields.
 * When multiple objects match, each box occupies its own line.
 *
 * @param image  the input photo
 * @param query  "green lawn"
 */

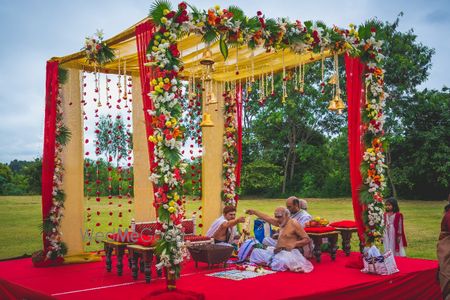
xmin=0 ymin=196 xmax=445 ymax=260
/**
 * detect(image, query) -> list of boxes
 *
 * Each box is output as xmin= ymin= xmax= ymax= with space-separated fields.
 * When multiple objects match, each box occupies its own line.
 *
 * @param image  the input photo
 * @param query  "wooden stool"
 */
xmin=103 ymin=240 xmax=132 ymax=276
xmin=307 ymin=231 xmax=339 ymax=262
xmin=334 ymin=227 xmax=363 ymax=256
xmin=127 ymin=244 xmax=162 ymax=283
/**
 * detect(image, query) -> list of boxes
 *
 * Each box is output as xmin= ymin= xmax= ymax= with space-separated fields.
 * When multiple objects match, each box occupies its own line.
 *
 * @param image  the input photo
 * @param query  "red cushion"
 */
xmin=182 ymin=220 xmax=194 ymax=235
xmin=108 ymin=232 xmax=139 ymax=243
xmin=304 ymin=226 xmax=336 ymax=233
xmin=184 ymin=235 xmax=211 ymax=242
xmin=135 ymin=222 xmax=159 ymax=235
xmin=135 ymin=234 xmax=159 ymax=247
xmin=329 ymin=220 xmax=357 ymax=228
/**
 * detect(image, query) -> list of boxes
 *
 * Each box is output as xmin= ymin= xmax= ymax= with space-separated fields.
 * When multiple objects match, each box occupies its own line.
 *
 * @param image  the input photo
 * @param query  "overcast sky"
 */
xmin=0 ymin=0 xmax=448 ymax=163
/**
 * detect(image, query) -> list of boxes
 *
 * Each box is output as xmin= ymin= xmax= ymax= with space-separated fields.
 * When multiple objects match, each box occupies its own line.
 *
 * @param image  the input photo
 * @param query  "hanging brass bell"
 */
xmin=327 ymin=97 xmax=337 ymax=111
xmin=207 ymin=92 xmax=218 ymax=105
xmin=334 ymin=94 xmax=346 ymax=111
xmin=200 ymin=49 xmax=215 ymax=66
xmin=328 ymin=73 xmax=337 ymax=85
xmin=200 ymin=113 xmax=214 ymax=127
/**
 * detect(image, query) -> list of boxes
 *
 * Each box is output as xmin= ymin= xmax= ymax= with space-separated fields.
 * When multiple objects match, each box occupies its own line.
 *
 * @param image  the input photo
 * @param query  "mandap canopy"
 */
xmin=43 ymin=1 xmax=387 ymax=279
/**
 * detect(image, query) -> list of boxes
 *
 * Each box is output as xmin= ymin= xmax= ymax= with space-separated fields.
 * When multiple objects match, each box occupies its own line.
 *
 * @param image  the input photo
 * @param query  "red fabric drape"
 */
xmin=345 ymin=54 xmax=365 ymax=243
xmin=41 ymin=61 xmax=59 ymax=249
xmin=235 ymin=83 xmax=243 ymax=188
xmin=135 ymin=21 xmax=156 ymax=170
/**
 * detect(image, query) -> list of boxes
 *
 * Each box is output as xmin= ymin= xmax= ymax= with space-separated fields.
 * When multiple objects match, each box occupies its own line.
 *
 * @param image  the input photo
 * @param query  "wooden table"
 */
xmin=103 ymin=240 xmax=132 ymax=276
xmin=307 ymin=231 xmax=339 ymax=262
xmin=127 ymin=244 xmax=162 ymax=283
xmin=334 ymin=227 xmax=364 ymax=256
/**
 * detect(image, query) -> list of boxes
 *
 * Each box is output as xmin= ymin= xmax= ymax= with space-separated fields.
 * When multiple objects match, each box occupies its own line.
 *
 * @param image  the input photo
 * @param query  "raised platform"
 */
xmin=0 ymin=252 xmax=441 ymax=300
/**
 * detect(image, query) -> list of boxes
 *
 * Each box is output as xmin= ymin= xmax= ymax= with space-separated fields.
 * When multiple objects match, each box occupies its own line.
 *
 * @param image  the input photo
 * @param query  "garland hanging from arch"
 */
xmin=145 ymin=0 xmax=388 ymax=276
xmin=222 ymin=87 xmax=239 ymax=207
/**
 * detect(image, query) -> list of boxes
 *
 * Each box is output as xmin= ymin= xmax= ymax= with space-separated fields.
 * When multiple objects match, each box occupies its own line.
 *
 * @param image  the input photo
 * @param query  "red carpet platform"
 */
xmin=0 ymin=252 xmax=441 ymax=300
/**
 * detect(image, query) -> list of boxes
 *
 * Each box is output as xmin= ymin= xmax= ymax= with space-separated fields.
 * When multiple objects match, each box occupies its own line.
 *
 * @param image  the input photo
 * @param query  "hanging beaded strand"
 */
xmin=300 ymin=61 xmax=305 ymax=94
xmin=320 ymin=56 xmax=325 ymax=94
xmin=271 ymin=68 xmax=274 ymax=96
xmin=282 ymin=50 xmax=287 ymax=103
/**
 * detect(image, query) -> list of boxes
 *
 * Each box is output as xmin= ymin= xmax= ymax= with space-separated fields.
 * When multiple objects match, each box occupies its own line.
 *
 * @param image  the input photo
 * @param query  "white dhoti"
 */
xmin=262 ymin=238 xmax=313 ymax=259
xmin=262 ymin=237 xmax=276 ymax=247
xmin=250 ymin=247 xmax=313 ymax=273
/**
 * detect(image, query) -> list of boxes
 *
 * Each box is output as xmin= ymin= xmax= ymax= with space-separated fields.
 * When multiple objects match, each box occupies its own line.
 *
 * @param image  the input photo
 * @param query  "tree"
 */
xmin=0 ymin=163 xmax=13 ymax=195
xmin=389 ymin=89 xmax=450 ymax=199
xmin=95 ymin=115 xmax=131 ymax=167
xmin=22 ymin=158 xmax=42 ymax=195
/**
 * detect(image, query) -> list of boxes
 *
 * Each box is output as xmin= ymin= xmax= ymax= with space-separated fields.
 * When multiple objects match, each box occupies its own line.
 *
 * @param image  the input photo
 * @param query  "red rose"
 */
xmin=257 ymin=11 xmax=262 ymax=16
xmin=370 ymin=27 xmax=376 ymax=33
xmin=169 ymin=44 xmax=180 ymax=57
xmin=166 ymin=11 xmax=176 ymax=19
xmin=178 ymin=2 xmax=187 ymax=10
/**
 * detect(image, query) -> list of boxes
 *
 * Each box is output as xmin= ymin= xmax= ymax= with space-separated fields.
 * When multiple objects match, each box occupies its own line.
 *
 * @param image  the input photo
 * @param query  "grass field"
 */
xmin=0 ymin=196 xmax=445 ymax=260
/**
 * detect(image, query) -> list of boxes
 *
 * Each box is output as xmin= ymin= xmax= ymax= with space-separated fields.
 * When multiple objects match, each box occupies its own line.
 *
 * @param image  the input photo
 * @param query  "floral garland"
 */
xmin=222 ymin=88 xmax=238 ymax=206
xmin=146 ymin=2 xmax=189 ymax=278
xmin=42 ymin=68 xmax=71 ymax=261
xmin=83 ymin=30 xmax=115 ymax=65
xmin=145 ymin=1 xmax=388 ymax=275
xmin=359 ymin=26 xmax=388 ymax=246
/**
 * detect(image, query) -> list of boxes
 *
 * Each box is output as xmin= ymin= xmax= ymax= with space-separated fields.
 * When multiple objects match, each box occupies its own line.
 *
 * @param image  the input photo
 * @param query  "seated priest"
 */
xmin=261 ymin=196 xmax=312 ymax=247
xmin=206 ymin=206 xmax=246 ymax=247
xmin=246 ymin=207 xmax=313 ymax=273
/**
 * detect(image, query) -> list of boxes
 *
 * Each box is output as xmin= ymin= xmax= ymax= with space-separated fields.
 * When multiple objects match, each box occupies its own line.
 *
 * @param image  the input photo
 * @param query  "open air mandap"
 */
xmin=0 ymin=2 xmax=441 ymax=299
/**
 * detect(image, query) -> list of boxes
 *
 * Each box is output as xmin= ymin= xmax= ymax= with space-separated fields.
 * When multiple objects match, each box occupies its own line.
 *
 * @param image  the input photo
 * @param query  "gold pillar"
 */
xmin=201 ymin=81 xmax=224 ymax=234
xmin=132 ymin=75 xmax=156 ymax=222
xmin=60 ymin=69 xmax=85 ymax=255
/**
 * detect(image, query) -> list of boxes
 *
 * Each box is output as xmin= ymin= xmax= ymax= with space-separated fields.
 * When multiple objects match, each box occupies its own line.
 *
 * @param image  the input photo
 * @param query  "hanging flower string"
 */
xmin=222 ymin=86 xmax=239 ymax=206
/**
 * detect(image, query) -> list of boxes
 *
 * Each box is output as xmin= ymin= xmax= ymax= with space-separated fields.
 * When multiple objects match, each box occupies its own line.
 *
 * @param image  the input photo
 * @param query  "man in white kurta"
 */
xmin=246 ymin=207 xmax=313 ymax=273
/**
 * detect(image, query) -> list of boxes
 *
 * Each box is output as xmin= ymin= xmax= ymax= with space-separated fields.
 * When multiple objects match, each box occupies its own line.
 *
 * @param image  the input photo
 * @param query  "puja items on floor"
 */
xmin=361 ymin=246 xmax=399 ymax=275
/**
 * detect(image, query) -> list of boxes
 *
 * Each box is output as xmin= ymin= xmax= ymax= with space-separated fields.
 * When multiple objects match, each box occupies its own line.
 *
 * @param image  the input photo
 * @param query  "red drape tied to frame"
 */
xmin=41 ymin=61 xmax=59 ymax=248
xmin=135 ymin=21 xmax=156 ymax=170
xmin=345 ymin=54 xmax=366 ymax=243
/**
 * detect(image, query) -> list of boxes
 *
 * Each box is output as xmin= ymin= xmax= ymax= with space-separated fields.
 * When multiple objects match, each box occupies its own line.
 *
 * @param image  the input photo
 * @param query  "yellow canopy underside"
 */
xmin=54 ymin=17 xmax=333 ymax=81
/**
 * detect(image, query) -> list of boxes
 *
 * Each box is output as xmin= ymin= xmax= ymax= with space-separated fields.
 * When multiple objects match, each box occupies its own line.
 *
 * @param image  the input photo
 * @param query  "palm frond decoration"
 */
xmin=56 ymin=125 xmax=71 ymax=146
xmin=149 ymin=0 xmax=172 ymax=25
xmin=202 ymin=28 xmax=219 ymax=44
xmin=228 ymin=6 xmax=244 ymax=22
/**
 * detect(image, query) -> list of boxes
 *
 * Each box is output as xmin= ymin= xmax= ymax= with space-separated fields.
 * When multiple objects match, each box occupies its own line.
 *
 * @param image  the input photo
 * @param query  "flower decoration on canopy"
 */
xmin=83 ymin=29 xmax=116 ymax=65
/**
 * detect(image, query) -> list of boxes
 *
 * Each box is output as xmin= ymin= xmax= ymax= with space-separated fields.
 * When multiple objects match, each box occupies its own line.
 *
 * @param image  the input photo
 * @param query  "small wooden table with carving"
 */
xmin=127 ymin=244 xmax=162 ymax=283
xmin=306 ymin=231 xmax=339 ymax=263
xmin=103 ymin=240 xmax=132 ymax=276
xmin=334 ymin=227 xmax=362 ymax=256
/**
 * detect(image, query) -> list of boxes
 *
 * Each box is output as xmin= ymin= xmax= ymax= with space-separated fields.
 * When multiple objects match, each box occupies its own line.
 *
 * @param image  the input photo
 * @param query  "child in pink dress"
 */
xmin=383 ymin=197 xmax=407 ymax=256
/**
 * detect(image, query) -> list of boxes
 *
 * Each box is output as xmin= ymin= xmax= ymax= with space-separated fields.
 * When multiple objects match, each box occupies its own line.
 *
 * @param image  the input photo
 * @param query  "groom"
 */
xmin=206 ymin=206 xmax=246 ymax=246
